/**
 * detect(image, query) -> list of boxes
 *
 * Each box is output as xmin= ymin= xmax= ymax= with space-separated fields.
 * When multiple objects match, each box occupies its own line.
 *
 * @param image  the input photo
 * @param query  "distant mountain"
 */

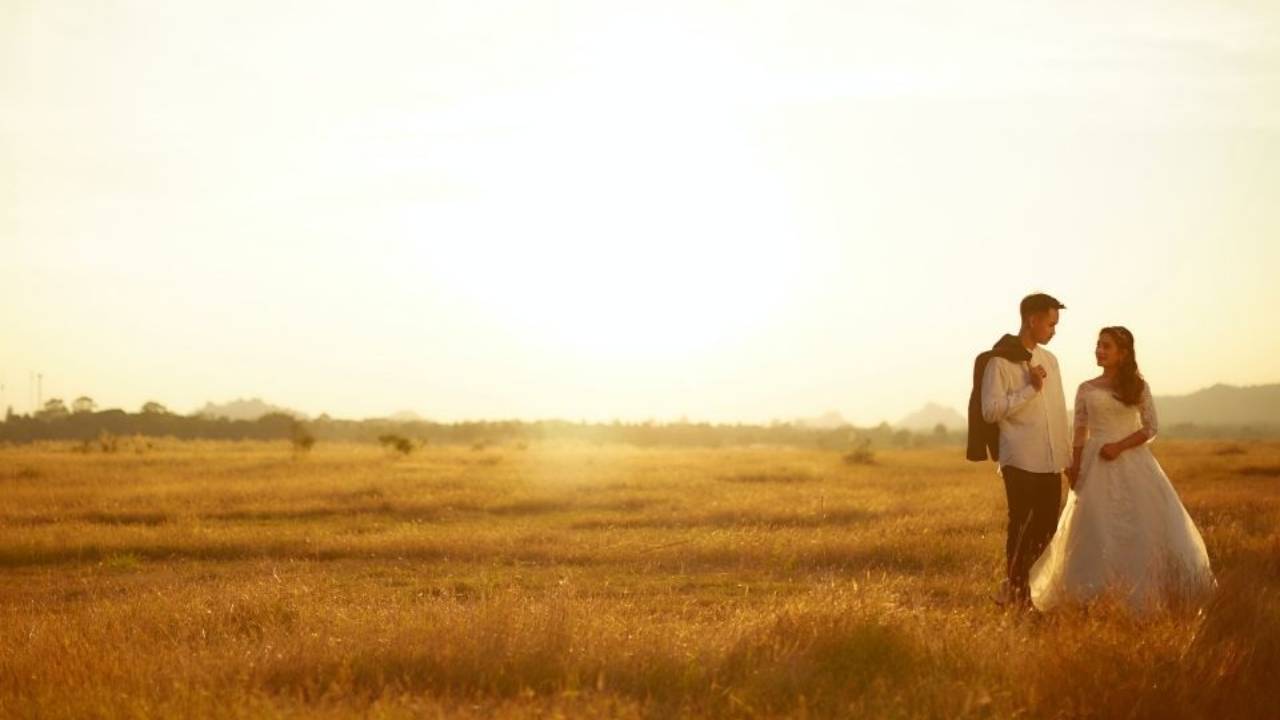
xmin=196 ymin=398 xmax=305 ymax=421
xmin=896 ymin=403 xmax=966 ymax=431
xmin=1154 ymin=383 xmax=1280 ymax=427
xmin=386 ymin=410 xmax=425 ymax=422
xmin=794 ymin=410 xmax=850 ymax=430
xmin=894 ymin=383 xmax=1279 ymax=433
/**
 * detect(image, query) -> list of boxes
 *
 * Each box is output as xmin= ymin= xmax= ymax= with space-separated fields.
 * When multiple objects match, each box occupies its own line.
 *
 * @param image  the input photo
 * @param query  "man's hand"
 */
xmin=1099 ymin=443 xmax=1122 ymax=461
xmin=1028 ymin=365 xmax=1047 ymax=392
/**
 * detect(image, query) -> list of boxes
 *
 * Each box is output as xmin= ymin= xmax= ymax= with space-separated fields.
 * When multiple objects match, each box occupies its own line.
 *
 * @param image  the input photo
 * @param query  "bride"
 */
xmin=1029 ymin=326 xmax=1214 ymax=613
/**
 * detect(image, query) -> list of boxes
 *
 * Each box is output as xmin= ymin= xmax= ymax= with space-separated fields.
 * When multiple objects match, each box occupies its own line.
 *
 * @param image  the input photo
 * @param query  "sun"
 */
xmin=409 ymin=19 xmax=802 ymax=364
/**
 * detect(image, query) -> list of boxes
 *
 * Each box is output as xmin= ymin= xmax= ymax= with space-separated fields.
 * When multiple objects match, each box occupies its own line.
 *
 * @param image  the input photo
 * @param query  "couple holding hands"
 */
xmin=969 ymin=293 xmax=1214 ymax=613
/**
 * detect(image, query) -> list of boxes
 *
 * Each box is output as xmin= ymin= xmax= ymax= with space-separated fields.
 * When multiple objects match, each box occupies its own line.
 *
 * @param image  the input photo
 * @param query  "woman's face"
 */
xmin=1095 ymin=332 xmax=1127 ymax=369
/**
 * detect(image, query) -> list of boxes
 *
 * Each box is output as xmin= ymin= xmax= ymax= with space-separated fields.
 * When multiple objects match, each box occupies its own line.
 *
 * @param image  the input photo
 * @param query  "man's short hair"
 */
xmin=1020 ymin=293 xmax=1066 ymax=321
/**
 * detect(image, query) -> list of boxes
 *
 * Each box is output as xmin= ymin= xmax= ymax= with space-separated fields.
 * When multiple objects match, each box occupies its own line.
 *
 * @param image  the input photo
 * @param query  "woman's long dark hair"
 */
xmin=1101 ymin=326 xmax=1145 ymax=406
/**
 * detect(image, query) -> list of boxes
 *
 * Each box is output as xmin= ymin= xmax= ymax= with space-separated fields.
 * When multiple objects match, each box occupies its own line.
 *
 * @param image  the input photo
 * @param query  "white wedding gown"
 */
xmin=1029 ymin=380 xmax=1214 ymax=613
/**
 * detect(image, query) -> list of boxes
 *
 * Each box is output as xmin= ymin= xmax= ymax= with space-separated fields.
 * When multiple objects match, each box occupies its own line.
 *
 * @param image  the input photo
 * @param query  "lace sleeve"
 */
xmin=1139 ymin=382 xmax=1158 ymax=441
xmin=1073 ymin=384 xmax=1089 ymax=447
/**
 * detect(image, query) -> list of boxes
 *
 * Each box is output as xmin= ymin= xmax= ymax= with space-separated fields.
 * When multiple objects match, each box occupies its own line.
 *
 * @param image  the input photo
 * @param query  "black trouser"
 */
xmin=1002 ymin=466 xmax=1062 ymax=599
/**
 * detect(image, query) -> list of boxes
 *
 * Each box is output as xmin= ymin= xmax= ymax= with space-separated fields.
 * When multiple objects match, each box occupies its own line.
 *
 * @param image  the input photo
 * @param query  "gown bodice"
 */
xmin=1074 ymin=381 xmax=1158 ymax=445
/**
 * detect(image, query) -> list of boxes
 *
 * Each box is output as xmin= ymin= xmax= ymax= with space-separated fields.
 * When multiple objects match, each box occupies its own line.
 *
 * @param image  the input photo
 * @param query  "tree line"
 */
xmin=5 ymin=397 xmax=1273 ymax=448
xmin=0 ymin=399 xmax=964 ymax=449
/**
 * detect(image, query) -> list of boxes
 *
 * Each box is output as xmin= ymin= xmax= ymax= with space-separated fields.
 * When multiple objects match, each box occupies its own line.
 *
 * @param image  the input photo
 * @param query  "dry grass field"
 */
xmin=1 ymin=439 xmax=1277 ymax=719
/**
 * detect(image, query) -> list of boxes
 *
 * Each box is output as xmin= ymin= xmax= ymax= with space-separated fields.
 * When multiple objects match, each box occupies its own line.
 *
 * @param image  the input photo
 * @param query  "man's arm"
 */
xmin=1048 ymin=352 xmax=1073 ymax=449
xmin=981 ymin=357 xmax=1039 ymax=424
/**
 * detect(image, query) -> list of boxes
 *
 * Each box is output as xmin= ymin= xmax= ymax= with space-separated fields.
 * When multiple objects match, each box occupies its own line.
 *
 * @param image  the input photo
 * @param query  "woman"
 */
xmin=1029 ymin=326 xmax=1214 ymax=613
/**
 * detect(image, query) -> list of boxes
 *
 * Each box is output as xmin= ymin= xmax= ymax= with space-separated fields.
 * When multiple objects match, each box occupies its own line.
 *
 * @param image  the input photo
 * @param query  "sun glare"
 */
xmin=413 ymin=15 xmax=801 ymax=363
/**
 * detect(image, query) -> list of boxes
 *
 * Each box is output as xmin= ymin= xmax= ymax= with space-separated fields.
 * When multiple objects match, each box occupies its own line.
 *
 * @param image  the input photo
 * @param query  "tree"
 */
xmin=379 ymin=434 xmax=414 ymax=455
xmin=141 ymin=401 xmax=170 ymax=415
xmin=72 ymin=396 xmax=96 ymax=414
xmin=291 ymin=421 xmax=316 ymax=456
xmin=843 ymin=434 xmax=875 ymax=465
xmin=35 ymin=398 xmax=69 ymax=421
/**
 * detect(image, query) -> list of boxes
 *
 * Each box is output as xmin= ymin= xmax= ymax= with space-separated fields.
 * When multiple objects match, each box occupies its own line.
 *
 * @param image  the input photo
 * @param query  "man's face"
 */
xmin=1028 ymin=308 xmax=1059 ymax=345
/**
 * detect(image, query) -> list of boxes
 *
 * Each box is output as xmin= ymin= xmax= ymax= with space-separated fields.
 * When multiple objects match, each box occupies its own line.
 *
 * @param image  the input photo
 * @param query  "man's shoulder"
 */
xmin=1037 ymin=346 xmax=1061 ymax=364
xmin=981 ymin=356 xmax=1020 ymax=389
xmin=987 ymin=355 xmax=1022 ymax=370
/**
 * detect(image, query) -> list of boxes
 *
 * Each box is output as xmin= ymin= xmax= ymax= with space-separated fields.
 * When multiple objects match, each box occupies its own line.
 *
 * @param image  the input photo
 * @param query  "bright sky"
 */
xmin=4 ymin=1 xmax=1279 ymax=424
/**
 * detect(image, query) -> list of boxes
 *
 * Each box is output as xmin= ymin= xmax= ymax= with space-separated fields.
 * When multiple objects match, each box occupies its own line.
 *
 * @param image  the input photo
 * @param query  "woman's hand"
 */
xmin=1099 ymin=443 xmax=1122 ymax=461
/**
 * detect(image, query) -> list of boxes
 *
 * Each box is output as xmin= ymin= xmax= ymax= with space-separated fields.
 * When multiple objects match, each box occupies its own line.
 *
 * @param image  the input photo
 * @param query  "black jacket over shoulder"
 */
xmin=966 ymin=334 xmax=1033 ymax=462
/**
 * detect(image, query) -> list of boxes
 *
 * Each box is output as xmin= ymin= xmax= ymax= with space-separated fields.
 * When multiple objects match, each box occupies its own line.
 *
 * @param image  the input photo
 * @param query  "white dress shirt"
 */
xmin=980 ymin=344 xmax=1071 ymax=474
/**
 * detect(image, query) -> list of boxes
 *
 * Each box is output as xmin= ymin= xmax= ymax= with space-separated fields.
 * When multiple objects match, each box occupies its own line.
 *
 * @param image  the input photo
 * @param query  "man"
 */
xmin=972 ymin=293 xmax=1071 ymax=608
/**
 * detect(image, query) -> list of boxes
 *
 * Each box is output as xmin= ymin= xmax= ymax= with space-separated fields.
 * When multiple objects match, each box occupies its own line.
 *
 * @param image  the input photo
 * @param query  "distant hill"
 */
xmin=1153 ymin=383 xmax=1280 ymax=427
xmin=386 ymin=410 xmax=426 ymax=422
xmin=196 ymin=398 xmax=305 ymax=421
xmin=897 ymin=383 xmax=1279 ymax=433
xmin=793 ymin=411 xmax=850 ymax=430
xmin=896 ymin=403 xmax=966 ymax=431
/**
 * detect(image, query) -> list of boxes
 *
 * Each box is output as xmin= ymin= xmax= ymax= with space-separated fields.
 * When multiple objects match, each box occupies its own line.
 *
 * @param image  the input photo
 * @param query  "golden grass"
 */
xmin=1 ymin=439 xmax=1277 ymax=718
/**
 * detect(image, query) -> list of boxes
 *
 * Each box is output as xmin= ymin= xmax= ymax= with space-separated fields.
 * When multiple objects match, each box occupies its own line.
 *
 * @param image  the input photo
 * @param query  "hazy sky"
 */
xmin=4 ymin=1 xmax=1279 ymax=424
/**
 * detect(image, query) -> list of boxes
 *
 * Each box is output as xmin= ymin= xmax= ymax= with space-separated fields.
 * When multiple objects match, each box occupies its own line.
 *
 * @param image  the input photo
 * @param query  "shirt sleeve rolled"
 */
xmin=981 ymin=358 xmax=1037 ymax=424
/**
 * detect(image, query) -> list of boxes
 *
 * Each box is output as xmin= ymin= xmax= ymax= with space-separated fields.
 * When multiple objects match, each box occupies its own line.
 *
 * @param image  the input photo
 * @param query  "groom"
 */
xmin=967 ymin=293 xmax=1071 ymax=607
